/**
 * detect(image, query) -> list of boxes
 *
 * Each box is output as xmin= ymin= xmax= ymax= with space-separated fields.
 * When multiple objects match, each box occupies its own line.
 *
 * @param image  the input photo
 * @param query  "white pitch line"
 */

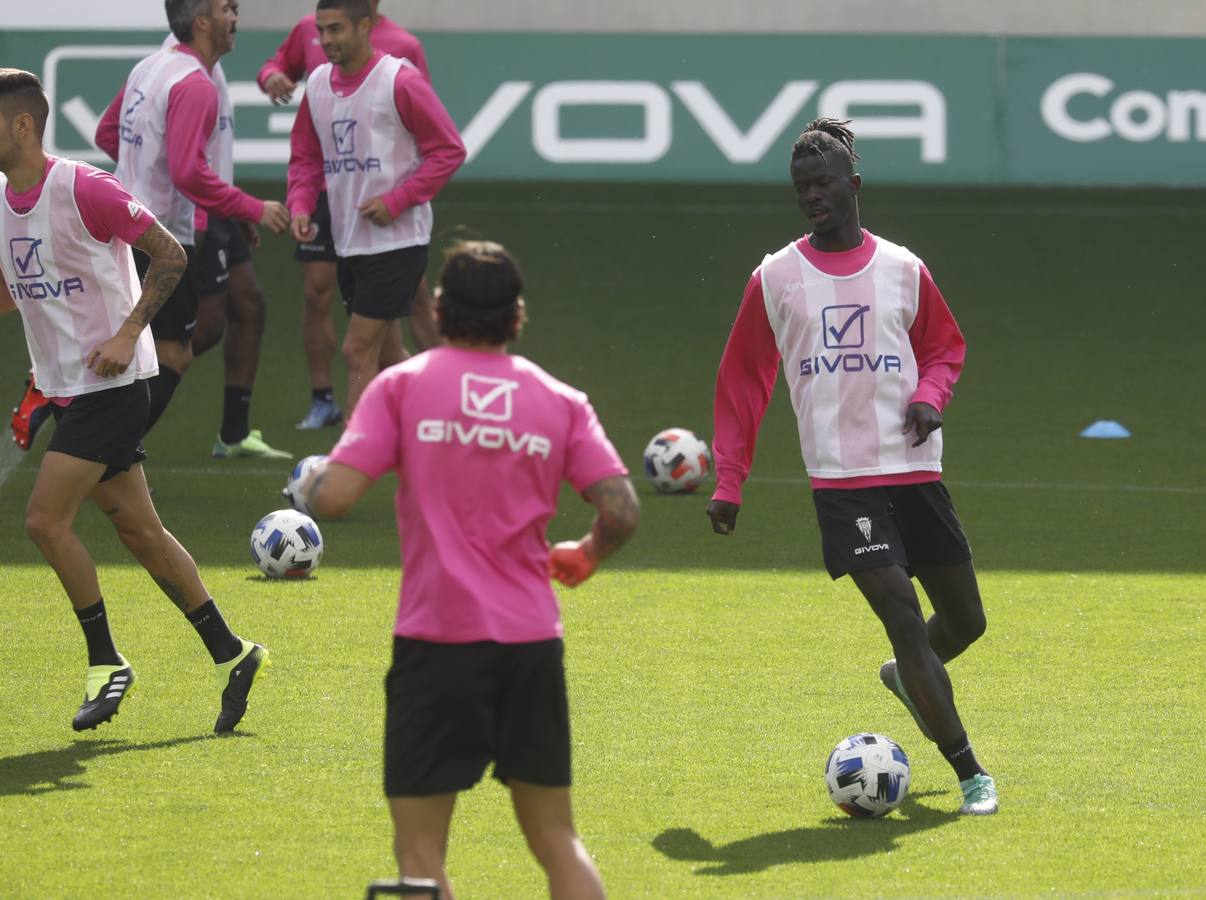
xmin=743 ymin=476 xmax=1206 ymax=496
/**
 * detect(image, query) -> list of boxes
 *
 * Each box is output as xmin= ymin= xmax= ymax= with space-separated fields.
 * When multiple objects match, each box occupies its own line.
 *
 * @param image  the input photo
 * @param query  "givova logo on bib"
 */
xmin=416 ymin=373 xmax=552 ymax=459
xmin=324 ymin=119 xmax=382 ymax=174
xmin=799 ymin=304 xmax=902 ymax=377
xmin=8 ymin=237 xmax=85 ymax=301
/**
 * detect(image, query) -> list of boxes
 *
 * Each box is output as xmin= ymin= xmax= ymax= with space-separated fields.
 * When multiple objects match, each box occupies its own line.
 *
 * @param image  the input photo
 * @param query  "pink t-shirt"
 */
xmin=5 ymin=156 xmax=154 ymax=245
xmin=329 ymin=347 xmax=628 ymax=644
xmin=257 ymin=13 xmax=430 ymax=87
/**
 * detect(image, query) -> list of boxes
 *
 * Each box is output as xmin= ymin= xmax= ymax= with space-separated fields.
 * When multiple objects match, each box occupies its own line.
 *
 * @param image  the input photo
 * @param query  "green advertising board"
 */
xmin=1 ymin=30 xmax=1203 ymax=185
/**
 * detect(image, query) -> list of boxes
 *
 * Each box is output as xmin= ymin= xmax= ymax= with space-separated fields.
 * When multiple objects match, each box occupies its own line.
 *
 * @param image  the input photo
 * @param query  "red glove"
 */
xmin=549 ymin=540 xmax=598 ymax=588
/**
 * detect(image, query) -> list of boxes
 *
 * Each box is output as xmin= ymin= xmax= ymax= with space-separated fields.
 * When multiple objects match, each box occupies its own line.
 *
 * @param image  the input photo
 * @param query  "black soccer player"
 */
xmin=708 ymin=118 xmax=997 ymax=815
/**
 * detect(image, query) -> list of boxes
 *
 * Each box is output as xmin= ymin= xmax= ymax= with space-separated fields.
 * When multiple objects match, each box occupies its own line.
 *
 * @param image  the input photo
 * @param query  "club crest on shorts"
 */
xmin=856 ymin=516 xmax=873 ymax=542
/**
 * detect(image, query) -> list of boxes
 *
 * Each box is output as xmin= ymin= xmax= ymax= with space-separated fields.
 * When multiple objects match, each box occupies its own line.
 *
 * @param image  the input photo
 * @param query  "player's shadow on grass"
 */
xmin=0 ymin=735 xmax=215 ymax=797
xmin=652 ymin=791 xmax=958 ymax=875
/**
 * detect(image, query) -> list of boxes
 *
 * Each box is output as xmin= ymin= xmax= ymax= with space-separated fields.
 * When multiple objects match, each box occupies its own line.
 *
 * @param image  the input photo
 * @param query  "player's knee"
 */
xmin=232 ymin=283 xmax=266 ymax=327
xmin=396 ymin=842 xmax=446 ymax=879
xmin=953 ymin=606 xmax=987 ymax=645
xmin=520 ymin=820 xmax=579 ymax=869
xmin=303 ymin=284 xmax=335 ymax=314
xmin=24 ymin=506 xmax=65 ymax=548
xmin=113 ymin=520 xmax=164 ymax=557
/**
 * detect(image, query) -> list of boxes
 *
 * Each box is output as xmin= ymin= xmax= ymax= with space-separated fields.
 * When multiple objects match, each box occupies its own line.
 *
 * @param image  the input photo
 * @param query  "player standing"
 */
xmin=708 ymin=119 xmax=998 ymax=815
xmin=287 ymin=0 xmax=465 ymax=418
xmin=0 ymin=69 xmax=268 ymax=733
xmin=96 ymin=0 xmax=291 ymax=441
xmin=259 ymin=0 xmax=439 ymax=429
xmin=301 ymin=241 xmax=638 ymax=898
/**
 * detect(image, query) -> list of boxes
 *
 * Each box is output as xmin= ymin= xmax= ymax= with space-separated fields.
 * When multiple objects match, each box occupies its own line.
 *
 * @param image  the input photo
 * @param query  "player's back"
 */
xmin=335 ymin=346 xmax=624 ymax=643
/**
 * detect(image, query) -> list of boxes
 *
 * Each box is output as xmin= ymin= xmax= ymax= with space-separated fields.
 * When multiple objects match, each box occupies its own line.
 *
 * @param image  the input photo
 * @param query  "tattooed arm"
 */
xmin=549 ymin=475 xmax=640 ymax=587
xmin=86 ymin=221 xmax=187 ymax=378
xmin=301 ymin=459 xmax=375 ymax=520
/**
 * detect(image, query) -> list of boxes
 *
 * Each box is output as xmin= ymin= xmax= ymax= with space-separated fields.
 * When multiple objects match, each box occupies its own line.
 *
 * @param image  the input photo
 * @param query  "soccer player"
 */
xmin=94 ymin=0 xmax=291 ymax=441
xmin=301 ymin=241 xmax=638 ymax=898
xmin=287 ymin=0 xmax=465 ymax=418
xmin=708 ymin=118 xmax=998 ymax=815
xmin=259 ymin=0 xmax=438 ymax=429
xmin=0 ymin=68 xmax=269 ymax=733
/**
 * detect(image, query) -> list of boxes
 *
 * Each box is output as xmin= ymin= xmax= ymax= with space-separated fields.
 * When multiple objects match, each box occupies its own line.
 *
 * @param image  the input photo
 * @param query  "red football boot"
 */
xmin=11 ymin=374 xmax=52 ymax=451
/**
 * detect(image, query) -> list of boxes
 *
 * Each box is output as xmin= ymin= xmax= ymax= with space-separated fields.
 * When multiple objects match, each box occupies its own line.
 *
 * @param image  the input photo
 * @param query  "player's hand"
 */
xmin=259 ymin=200 xmax=291 ymax=235
xmin=86 ymin=330 xmax=137 ymax=378
xmin=291 ymin=213 xmax=316 ymax=243
xmin=358 ymin=196 xmax=394 ymax=226
xmin=903 ymin=401 xmax=942 ymax=447
xmin=263 ymin=72 xmax=297 ymax=106
xmin=239 ymin=219 xmax=261 ymax=250
xmin=707 ymin=500 xmax=740 ymax=535
xmin=549 ymin=539 xmax=599 ymax=588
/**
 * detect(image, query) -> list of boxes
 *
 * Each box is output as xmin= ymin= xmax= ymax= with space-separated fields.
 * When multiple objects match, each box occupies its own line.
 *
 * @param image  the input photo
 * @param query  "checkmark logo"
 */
xmin=10 ymin=238 xmax=44 ymax=279
xmin=461 ymin=373 xmax=519 ymax=421
xmin=332 ymin=119 xmax=357 ymax=156
xmin=123 ymin=89 xmax=146 ymax=125
xmin=822 ymin=304 xmax=871 ymax=349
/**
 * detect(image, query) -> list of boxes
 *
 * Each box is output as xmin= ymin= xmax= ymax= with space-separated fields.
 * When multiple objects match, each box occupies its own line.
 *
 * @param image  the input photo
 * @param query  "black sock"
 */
xmin=938 ymin=731 xmax=988 ymax=781
xmin=74 ymin=599 xmax=122 ymax=667
xmin=144 ymin=367 xmax=182 ymax=436
xmin=220 ymin=387 xmax=252 ymax=445
xmin=185 ymin=599 xmax=243 ymax=664
xmin=312 ymin=387 xmax=334 ymax=403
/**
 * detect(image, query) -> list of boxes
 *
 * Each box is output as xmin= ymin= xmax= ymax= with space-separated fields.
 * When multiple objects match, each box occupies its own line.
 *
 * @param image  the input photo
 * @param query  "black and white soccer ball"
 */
xmin=642 ymin=428 xmax=712 ymax=494
xmin=250 ymin=509 xmax=324 ymax=579
xmin=281 ymin=454 xmax=328 ymax=517
xmin=824 ymin=732 xmax=911 ymax=818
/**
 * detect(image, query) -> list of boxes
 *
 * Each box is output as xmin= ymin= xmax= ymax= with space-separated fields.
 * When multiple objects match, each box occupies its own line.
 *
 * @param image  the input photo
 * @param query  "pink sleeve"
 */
xmin=563 ymin=395 xmax=628 ymax=493
xmin=94 ymin=88 xmax=124 ymax=162
xmin=329 ymin=372 xmax=401 ymax=478
xmin=380 ymin=68 xmax=466 ymax=219
xmin=257 ymin=19 xmax=311 ymax=88
xmin=285 ymin=93 xmax=324 ymax=217
xmin=73 ymin=166 xmax=155 ymax=245
xmin=907 ymin=263 xmax=966 ymax=412
xmin=711 ymin=269 xmax=781 ymax=506
xmin=165 ymin=73 xmax=265 ymax=223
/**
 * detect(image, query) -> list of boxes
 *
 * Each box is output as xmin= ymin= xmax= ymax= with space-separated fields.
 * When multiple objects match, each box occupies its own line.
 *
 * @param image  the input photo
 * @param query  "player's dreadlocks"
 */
xmin=791 ymin=117 xmax=860 ymax=164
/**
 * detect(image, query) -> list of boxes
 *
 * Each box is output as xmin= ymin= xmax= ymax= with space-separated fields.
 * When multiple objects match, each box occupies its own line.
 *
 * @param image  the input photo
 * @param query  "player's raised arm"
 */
xmin=549 ymin=475 xmax=640 ymax=588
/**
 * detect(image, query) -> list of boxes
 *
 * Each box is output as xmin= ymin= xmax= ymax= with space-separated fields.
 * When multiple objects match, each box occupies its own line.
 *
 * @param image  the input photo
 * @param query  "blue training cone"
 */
xmin=1080 ymin=420 xmax=1131 ymax=439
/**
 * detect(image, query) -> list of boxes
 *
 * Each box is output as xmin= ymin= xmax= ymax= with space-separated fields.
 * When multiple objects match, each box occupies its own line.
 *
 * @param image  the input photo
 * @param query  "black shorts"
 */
xmin=384 ymin=636 xmax=571 ymax=797
xmin=294 ymin=191 xmax=338 ymax=263
xmin=47 ymin=380 xmax=150 ymax=482
xmin=338 ymin=245 xmax=428 ymax=320
xmin=196 ymin=217 xmax=252 ymax=298
xmin=137 ymin=244 xmax=200 ymax=343
xmin=812 ymin=481 xmax=972 ymax=580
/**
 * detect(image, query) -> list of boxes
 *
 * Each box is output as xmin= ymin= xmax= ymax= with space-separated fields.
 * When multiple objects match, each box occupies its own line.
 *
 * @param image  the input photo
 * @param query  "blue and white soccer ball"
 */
xmin=250 ymin=509 xmax=324 ymax=579
xmin=824 ymin=732 xmax=911 ymax=818
xmin=642 ymin=427 xmax=712 ymax=494
xmin=281 ymin=454 xmax=328 ymax=516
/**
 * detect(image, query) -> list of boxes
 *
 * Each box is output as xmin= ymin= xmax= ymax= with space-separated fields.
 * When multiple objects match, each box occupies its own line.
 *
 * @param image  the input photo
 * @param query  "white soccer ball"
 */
xmin=250 ymin=509 xmax=324 ymax=579
xmin=642 ymin=428 xmax=712 ymax=494
xmin=824 ymin=732 xmax=911 ymax=818
xmin=281 ymin=454 xmax=328 ymax=516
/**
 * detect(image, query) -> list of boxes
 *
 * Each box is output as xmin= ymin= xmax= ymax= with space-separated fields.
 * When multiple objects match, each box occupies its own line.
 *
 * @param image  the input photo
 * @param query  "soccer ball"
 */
xmin=282 ymin=454 xmax=328 ymax=516
xmin=250 ymin=509 xmax=324 ymax=579
xmin=642 ymin=428 xmax=712 ymax=494
xmin=824 ymin=732 xmax=911 ymax=818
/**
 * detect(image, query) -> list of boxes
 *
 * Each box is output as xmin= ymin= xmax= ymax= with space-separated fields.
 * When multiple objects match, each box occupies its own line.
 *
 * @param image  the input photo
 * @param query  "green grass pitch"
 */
xmin=1 ymin=182 xmax=1204 ymax=897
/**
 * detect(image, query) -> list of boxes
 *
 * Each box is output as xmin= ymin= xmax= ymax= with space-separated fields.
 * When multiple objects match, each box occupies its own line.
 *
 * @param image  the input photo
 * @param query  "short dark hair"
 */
xmin=0 ymin=69 xmax=50 ymax=139
xmin=165 ymin=0 xmax=212 ymax=43
xmin=437 ymin=241 xmax=525 ymax=346
xmin=316 ymin=0 xmax=372 ymax=22
xmin=791 ymin=117 xmax=860 ymax=166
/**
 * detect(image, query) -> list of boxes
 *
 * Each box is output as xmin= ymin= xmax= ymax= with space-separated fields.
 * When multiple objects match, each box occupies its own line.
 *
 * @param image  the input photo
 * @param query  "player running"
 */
xmin=287 ymin=0 xmax=465 ymax=419
xmin=301 ymin=241 xmax=639 ymax=898
xmin=0 ymin=69 xmax=268 ymax=734
xmin=94 ymin=0 xmax=291 ymax=445
xmin=259 ymin=0 xmax=439 ymax=429
xmin=708 ymin=118 xmax=998 ymax=815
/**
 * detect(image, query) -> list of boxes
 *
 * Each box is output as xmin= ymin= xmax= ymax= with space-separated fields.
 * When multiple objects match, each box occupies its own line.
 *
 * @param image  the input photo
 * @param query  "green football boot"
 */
xmin=212 ymin=429 xmax=293 ymax=459
xmin=214 ymin=639 xmax=271 ymax=733
xmin=878 ymin=658 xmax=934 ymax=741
xmin=73 ymin=657 xmax=135 ymax=731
